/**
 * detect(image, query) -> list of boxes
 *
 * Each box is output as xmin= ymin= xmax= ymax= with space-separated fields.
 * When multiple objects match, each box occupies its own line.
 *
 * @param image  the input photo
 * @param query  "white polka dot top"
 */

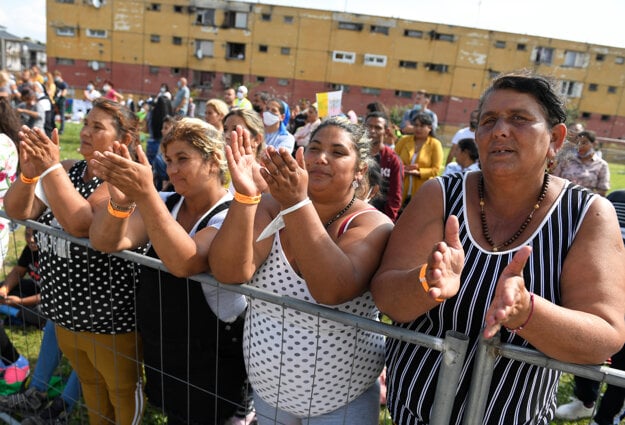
xmin=244 ymin=230 xmax=385 ymax=417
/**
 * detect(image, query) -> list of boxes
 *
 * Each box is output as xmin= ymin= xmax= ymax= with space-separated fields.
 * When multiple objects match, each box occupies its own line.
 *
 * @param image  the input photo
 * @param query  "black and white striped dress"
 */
xmin=386 ymin=172 xmax=595 ymax=425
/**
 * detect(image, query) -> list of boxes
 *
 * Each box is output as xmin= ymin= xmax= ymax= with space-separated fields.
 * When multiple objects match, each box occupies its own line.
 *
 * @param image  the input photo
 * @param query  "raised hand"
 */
xmin=90 ymin=142 xmax=153 ymax=203
xmin=18 ymin=126 xmax=60 ymax=175
xmin=421 ymin=215 xmax=464 ymax=302
xmin=483 ymin=246 xmax=532 ymax=339
xmin=260 ymin=146 xmax=308 ymax=208
xmin=225 ymin=125 xmax=263 ymax=196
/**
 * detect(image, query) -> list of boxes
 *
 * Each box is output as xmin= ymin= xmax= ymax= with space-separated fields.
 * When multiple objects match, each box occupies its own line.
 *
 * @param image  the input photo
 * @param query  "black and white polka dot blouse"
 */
xmin=37 ymin=160 xmax=139 ymax=334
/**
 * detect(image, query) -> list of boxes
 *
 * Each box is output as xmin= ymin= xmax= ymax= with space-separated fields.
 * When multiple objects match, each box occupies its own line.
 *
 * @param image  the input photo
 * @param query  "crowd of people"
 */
xmin=0 ymin=67 xmax=623 ymax=425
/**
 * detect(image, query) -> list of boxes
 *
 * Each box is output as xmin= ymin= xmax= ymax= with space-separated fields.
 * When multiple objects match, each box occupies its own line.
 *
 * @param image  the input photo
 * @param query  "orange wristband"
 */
xmin=107 ymin=198 xmax=136 ymax=219
xmin=20 ymin=173 xmax=39 ymax=184
xmin=234 ymin=191 xmax=261 ymax=205
xmin=419 ymin=264 xmax=443 ymax=302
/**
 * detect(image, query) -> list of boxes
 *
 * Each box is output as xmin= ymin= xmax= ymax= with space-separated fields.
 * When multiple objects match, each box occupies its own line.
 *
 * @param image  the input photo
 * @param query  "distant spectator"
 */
xmin=172 ymin=77 xmax=190 ymax=116
xmin=400 ymin=89 xmax=438 ymax=134
xmin=443 ymin=138 xmax=480 ymax=175
xmin=290 ymin=98 xmax=310 ymax=134
xmin=366 ymin=101 xmax=390 ymax=118
xmin=187 ymin=97 xmax=196 ymax=118
xmin=395 ymin=111 xmax=443 ymax=205
xmin=446 ymin=110 xmax=478 ymax=165
xmin=102 ymin=80 xmax=124 ymax=103
xmin=551 ymin=130 xmax=610 ymax=196
xmin=223 ymin=87 xmax=236 ymax=110
xmin=263 ymin=98 xmax=294 ymax=152
xmin=16 ymin=87 xmax=44 ymax=130
xmin=293 ymin=103 xmax=320 ymax=149
xmin=83 ymin=81 xmax=101 ymax=113
xmin=53 ymin=71 xmax=68 ymax=134
xmin=233 ymin=85 xmax=253 ymax=110
xmin=365 ymin=111 xmax=403 ymax=222
xmin=205 ymin=98 xmax=229 ymax=132
xmin=252 ymin=90 xmax=270 ymax=114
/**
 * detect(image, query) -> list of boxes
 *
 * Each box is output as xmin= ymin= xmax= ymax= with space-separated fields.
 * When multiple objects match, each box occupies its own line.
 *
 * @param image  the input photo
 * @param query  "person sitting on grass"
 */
xmin=0 ymin=227 xmax=42 ymax=327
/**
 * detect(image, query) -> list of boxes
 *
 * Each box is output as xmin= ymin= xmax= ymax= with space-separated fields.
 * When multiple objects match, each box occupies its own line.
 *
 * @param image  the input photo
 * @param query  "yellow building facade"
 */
xmin=47 ymin=0 xmax=625 ymax=138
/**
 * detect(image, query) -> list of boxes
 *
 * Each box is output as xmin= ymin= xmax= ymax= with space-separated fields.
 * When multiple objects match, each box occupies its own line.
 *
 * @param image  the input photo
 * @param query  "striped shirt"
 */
xmin=386 ymin=173 xmax=596 ymax=425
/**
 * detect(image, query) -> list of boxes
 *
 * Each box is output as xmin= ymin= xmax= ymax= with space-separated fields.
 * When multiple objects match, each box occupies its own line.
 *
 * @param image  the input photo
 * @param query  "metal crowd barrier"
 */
xmin=2 ymin=212 xmax=625 ymax=424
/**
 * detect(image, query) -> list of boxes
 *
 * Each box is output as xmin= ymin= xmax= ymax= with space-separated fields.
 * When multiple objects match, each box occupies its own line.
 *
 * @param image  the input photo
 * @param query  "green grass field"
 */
xmin=3 ymin=121 xmax=625 ymax=424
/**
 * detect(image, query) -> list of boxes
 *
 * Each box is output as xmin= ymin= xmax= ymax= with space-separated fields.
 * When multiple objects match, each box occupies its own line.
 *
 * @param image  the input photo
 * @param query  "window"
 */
xmin=281 ymin=47 xmax=291 ymax=55
xmin=148 ymin=3 xmax=161 ymax=11
xmin=86 ymin=29 xmax=107 ymax=38
xmin=531 ymin=46 xmax=554 ymax=65
xmin=560 ymin=80 xmax=583 ymax=98
xmin=404 ymin=29 xmax=423 ymax=38
xmin=494 ymin=40 xmax=506 ymax=49
xmin=56 ymin=0 xmax=74 ymax=3
xmin=332 ymin=51 xmax=356 ymax=64
xmin=370 ymin=25 xmax=389 ymax=35
xmin=399 ymin=60 xmax=417 ymax=69
xmin=149 ymin=66 xmax=159 ymax=75
xmin=194 ymin=71 xmax=214 ymax=87
xmin=608 ymin=86 xmax=617 ymax=94
xmin=87 ymin=61 xmax=106 ymax=70
xmin=171 ymin=67 xmax=181 ymax=75
xmin=395 ymin=90 xmax=413 ymax=98
xmin=56 ymin=58 xmax=75 ymax=65
xmin=226 ymin=42 xmax=246 ymax=60
xmin=256 ymin=76 xmax=265 ymax=83
xmin=195 ymin=8 xmax=215 ymax=26
xmin=588 ymin=83 xmax=598 ymax=92
xmin=172 ymin=36 xmax=182 ymax=46
xmin=150 ymin=34 xmax=160 ymax=43
xmin=616 ymin=56 xmax=625 ymax=65
xmin=338 ymin=22 xmax=363 ymax=31
xmin=563 ymin=50 xmax=589 ymax=68
xmin=283 ymin=16 xmax=294 ymax=24
xmin=430 ymin=31 xmax=454 ymax=42
xmin=261 ymin=13 xmax=271 ymax=21
xmin=596 ymin=53 xmax=605 ymax=62
xmin=601 ymin=114 xmax=611 ymax=121
xmin=364 ymin=54 xmax=387 ymax=67
xmin=424 ymin=62 xmax=449 ymax=73
xmin=278 ymin=79 xmax=289 ymax=86
xmin=195 ymin=40 xmax=214 ymax=58
xmin=517 ymin=43 xmax=526 ymax=51
xmin=223 ymin=11 xmax=248 ymax=29
xmin=55 ymin=27 xmax=76 ymax=37
xmin=173 ymin=5 xmax=184 ymax=13
xmin=329 ymin=83 xmax=348 ymax=92
xmin=581 ymin=112 xmax=591 ymax=119
xmin=488 ymin=69 xmax=500 ymax=79
xmin=361 ymin=87 xmax=381 ymax=95
xmin=259 ymin=45 xmax=268 ymax=53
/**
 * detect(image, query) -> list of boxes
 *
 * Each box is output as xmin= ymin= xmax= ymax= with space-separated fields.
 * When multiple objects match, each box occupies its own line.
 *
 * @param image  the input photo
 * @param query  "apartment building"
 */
xmin=47 ymin=0 xmax=625 ymax=138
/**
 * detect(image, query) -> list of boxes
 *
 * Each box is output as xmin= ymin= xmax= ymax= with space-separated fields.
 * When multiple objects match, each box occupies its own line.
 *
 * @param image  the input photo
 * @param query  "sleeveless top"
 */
xmin=385 ymin=173 xmax=596 ymax=425
xmin=244 ymin=211 xmax=386 ymax=417
xmin=137 ymin=192 xmax=244 ymax=346
xmin=37 ymin=160 xmax=140 ymax=334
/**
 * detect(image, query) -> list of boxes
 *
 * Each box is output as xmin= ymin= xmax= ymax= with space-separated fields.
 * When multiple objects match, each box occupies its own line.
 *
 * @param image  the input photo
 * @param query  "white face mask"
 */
xmin=236 ymin=92 xmax=245 ymax=100
xmin=263 ymin=111 xmax=280 ymax=127
xmin=103 ymin=84 xmax=111 ymax=92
